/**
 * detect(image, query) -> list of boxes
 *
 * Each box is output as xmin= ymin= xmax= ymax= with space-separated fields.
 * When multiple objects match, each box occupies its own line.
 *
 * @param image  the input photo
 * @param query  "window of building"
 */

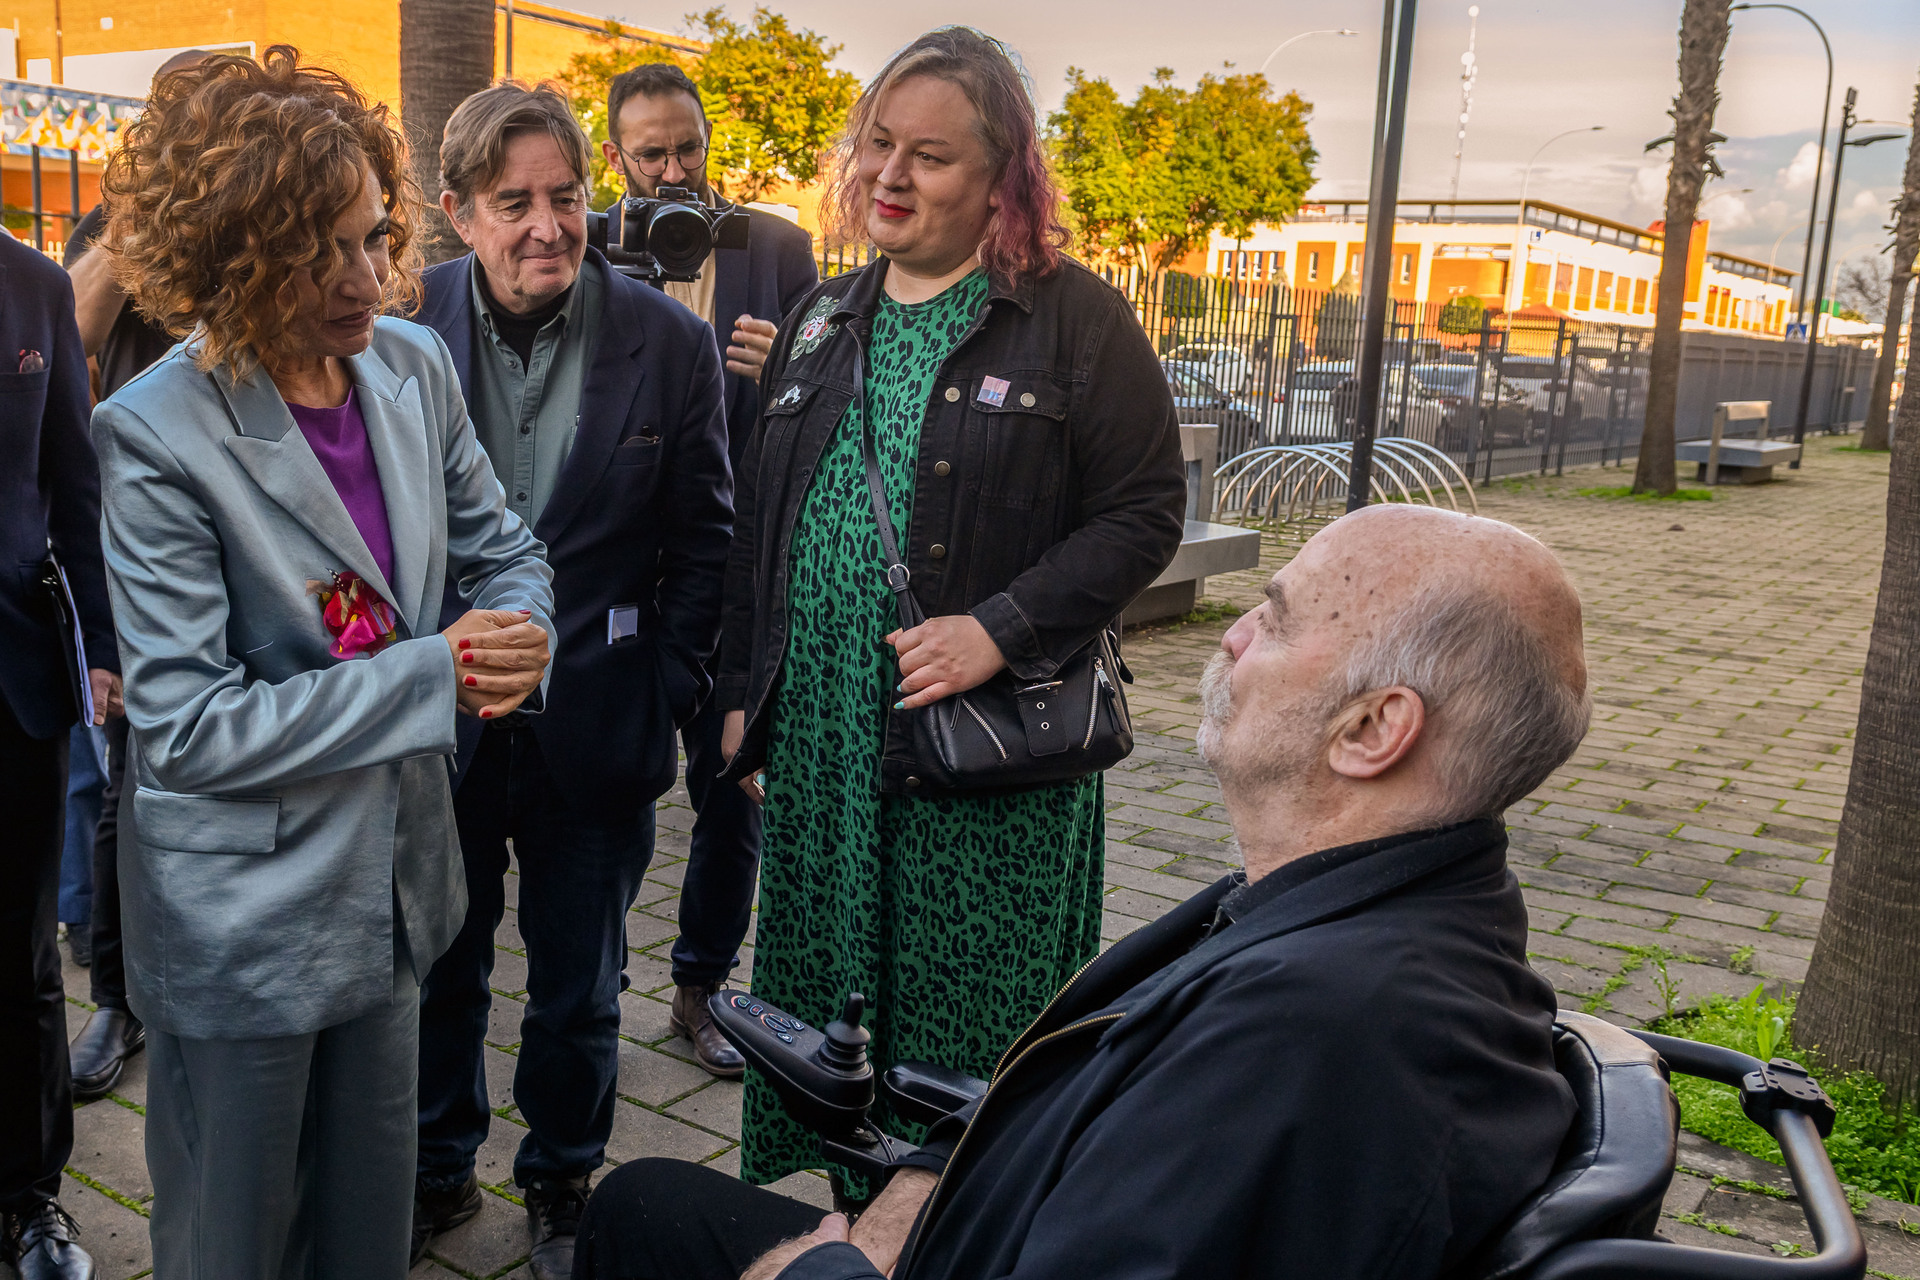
xmin=1398 ymin=253 xmax=1413 ymax=284
xmin=1307 ymin=251 xmax=1320 ymax=282
xmin=1633 ymin=279 xmax=1649 ymax=313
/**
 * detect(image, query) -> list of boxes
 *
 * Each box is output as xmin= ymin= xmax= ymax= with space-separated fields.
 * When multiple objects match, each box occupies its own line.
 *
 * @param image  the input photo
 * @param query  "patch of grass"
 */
xmin=1574 ymin=484 xmax=1716 ymax=502
xmin=1833 ymin=445 xmax=1888 ymax=454
xmin=1675 ymin=1212 xmax=1741 ymax=1236
xmin=1179 ymin=598 xmax=1245 ymax=627
xmin=1651 ymin=991 xmax=1920 ymax=1205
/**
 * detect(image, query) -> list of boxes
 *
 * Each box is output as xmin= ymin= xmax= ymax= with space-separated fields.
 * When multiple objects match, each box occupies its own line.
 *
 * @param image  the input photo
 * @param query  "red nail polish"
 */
xmin=464 ymin=674 xmax=477 ymax=687
xmin=461 ymin=652 xmax=473 ymax=664
xmin=459 ymin=638 xmax=471 ymax=650
xmin=480 ymin=708 xmax=493 ymax=719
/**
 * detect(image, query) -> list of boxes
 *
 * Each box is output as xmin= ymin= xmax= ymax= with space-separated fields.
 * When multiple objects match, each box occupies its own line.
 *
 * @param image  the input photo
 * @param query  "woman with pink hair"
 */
xmin=705 ymin=26 xmax=1187 ymax=1208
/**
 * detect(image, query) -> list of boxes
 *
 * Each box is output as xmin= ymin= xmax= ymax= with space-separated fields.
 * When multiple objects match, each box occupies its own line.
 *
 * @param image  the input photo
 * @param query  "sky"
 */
xmin=610 ymin=0 xmax=1920 ymax=288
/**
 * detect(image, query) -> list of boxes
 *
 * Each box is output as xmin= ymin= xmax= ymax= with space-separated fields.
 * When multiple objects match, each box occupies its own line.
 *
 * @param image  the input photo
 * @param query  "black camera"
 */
xmin=585 ymin=186 xmax=750 ymax=282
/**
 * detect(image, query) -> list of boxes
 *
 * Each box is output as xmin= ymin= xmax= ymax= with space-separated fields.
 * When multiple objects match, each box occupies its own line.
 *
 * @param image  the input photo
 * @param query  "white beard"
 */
xmin=1196 ymin=650 xmax=1235 ymax=767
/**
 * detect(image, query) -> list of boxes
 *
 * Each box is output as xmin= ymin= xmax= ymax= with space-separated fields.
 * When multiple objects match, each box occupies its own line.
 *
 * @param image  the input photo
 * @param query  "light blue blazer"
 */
xmin=92 ymin=317 xmax=555 ymax=1040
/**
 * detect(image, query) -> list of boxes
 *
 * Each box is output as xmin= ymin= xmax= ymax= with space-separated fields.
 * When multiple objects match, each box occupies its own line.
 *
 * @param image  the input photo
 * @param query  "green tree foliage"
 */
xmin=1046 ymin=66 xmax=1316 ymax=270
xmin=1437 ymin=293 xmax=1486 ymax=335
xmin=562 ymin=7 xmax=858 ymax=206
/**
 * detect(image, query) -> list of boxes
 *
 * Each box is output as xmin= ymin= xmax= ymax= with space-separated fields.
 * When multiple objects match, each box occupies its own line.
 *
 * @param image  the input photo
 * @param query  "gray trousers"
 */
xmin=145 ymin=950 xmax=418 ymax=1279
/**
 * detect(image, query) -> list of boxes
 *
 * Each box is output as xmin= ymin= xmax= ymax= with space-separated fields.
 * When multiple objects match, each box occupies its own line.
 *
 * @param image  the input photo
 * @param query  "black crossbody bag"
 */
xmin=854 ymin=344 xmax=1134 ymax=792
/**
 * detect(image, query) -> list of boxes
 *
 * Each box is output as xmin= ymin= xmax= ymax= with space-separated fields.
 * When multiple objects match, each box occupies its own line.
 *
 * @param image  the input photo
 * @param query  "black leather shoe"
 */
xmin=69 ymin=1008 xmax=144 ymax=1102
xmin=410 ymin=1172 xmax=483 ymax=1267
xmin=5 ymin=1199 xmax=95 ymax=1280
xmin=671 ymin=983 xmax=746 ymax=1079
xmin=522 ymin=1175 xmax=588 ymax=1280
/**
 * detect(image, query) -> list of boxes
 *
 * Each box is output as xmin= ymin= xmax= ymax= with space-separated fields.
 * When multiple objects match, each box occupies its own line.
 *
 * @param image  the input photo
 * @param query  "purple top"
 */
xmin=288 ymin=395 xmax=396 ymax=590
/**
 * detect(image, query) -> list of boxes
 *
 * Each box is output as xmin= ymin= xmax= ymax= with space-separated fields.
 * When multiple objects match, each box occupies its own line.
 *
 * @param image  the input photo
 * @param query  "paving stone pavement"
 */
xmin=36 ymin=436 xmax=1909 ymax=1279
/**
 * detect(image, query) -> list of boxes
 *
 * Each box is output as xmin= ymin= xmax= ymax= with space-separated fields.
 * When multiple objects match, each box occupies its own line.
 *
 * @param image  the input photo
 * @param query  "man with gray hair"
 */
xmin=568 ymin=503 xmax=1590 ymax=1280
xmin=410 ymin=82 xmax=732 ymax=1279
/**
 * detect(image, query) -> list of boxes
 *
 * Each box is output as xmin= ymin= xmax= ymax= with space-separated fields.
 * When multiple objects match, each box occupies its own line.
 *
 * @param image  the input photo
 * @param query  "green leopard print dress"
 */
xmin=741 ymin=269 xmax=1105 ymax=1188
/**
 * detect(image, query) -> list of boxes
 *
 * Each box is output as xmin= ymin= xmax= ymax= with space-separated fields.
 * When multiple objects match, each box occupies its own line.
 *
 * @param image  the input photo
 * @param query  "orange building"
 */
xmin=1204 ymin=198 xmax=1795 ymax=336
xmin=3 ymin=0 xmax=701 ymax=250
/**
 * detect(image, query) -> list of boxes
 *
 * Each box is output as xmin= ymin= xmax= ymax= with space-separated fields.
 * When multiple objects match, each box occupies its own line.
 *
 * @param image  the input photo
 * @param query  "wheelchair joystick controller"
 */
xmin=821 ymin=994 xmax=871 ymax=1073
xmin=708 ymin=987 xmax=922 ymax=1180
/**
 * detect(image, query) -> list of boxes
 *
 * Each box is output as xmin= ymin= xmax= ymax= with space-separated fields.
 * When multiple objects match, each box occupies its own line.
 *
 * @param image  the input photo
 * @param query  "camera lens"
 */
xmin=648 ymin=203 xmax=713 ymax=277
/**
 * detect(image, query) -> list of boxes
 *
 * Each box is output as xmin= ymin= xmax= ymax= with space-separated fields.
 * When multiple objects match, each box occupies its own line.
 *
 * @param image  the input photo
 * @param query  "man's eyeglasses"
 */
xmin=621 ymin=141 xmax=708 ymax=177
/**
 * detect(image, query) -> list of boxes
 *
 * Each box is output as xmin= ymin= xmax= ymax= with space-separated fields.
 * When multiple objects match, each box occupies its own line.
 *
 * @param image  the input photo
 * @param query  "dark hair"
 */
xmin=440 ymin=81 xmax=592 ymax=217
xmin=607 ymin=62 xmax=706 ymax=147
xmin=822 ymin=27 xmax=1068 ymax=282
xmin=102 ymin=45 xmax=421 ymax=380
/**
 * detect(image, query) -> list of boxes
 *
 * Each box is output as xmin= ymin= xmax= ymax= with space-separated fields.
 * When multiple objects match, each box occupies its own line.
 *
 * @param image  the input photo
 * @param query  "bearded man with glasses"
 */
xmin=601 ymin=61 xmax=819 ymax=1081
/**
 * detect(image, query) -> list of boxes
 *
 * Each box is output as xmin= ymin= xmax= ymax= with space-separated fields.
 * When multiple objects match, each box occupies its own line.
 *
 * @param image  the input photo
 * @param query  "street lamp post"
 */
xmin=1257 ymin=28 xmax=1359 ymax=77
xmin=1346 ymin=0 xmax=1420 ymax=512
xmin=1508 ymin=126 xmax=1605 ymax=313
xmin=1731 ymin=3 xmax=1832 ymax=327
xmin=1790 ymin=87 xmax=1904 ymax=457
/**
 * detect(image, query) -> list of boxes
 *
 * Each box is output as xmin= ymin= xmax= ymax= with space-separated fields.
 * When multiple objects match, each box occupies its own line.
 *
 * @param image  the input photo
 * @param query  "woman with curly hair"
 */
xmin=705 ymin=26 xmax=1186 ymax=1206
xmin=91 ymin=48 xmax=554 ymax=1277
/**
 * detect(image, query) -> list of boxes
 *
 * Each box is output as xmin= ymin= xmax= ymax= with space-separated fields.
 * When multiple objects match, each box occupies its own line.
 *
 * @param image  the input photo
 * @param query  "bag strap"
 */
xmin=853 ymin=342 xmax=926 ymax=631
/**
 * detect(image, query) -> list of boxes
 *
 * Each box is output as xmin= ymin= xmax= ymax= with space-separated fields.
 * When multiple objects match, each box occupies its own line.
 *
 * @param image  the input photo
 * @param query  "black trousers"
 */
xmin=418 ymin=724 xmax=658 ymax=1188
xmin=0 ymin=698 xmax=73 ymax=1213
xmin=573 ymin=1158 xmax=826 ymax=1280
xmin=89 ymin=713 xmax=129 ymax=1010
xmin=670 ymin=691 xmax=763 ymax=988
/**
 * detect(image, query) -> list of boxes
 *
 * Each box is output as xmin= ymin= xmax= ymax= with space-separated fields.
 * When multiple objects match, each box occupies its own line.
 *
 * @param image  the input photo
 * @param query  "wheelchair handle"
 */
xmin=1530 ymin=1032 xmax=1866 ymax=1280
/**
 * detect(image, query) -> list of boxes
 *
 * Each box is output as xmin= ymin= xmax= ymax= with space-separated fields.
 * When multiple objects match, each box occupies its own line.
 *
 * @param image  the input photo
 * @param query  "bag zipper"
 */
xmin=1083 ymin=658 xmax=1113 ymax=749
xmin=960 ymin=697 xmax=1008 ymax=761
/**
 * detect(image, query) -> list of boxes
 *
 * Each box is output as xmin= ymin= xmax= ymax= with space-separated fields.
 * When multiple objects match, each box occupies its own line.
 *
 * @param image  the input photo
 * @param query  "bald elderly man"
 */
xmin=573 ymin=505 xmax=1590 ymax=1280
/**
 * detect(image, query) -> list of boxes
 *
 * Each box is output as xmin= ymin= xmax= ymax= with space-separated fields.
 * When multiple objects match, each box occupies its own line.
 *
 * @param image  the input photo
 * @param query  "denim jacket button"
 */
xmin=934 ymin=460 xmax=951 ymax=477
xmin=1020 ymin=392 xmax=1036 ymax=407
xmin=929 ymin=544 xmax=947 ymax=559
xmin=944 ymin=386 xmax=961 ymax=403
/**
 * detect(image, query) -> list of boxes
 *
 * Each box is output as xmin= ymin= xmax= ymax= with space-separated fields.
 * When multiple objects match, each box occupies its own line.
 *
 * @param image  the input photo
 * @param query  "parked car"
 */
xmin=1162 ymin=361 xmax=1267 ymax=457
xmin=1410 ymin=364 xmax=1534 ymax=448
xmin=1166 ymin=342 xmax=1255 ymax=395
xmin=1277 ymin=361 xmax=1448 ymax=444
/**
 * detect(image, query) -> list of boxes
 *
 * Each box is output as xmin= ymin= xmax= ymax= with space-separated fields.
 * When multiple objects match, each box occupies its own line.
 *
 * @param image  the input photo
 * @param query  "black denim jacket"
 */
xmin=716 ymin=256 xmax=1186 ymax=792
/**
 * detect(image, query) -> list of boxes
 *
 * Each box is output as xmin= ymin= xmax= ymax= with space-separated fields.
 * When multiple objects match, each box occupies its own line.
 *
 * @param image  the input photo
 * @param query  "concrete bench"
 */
xmin=1675 ymin=401 xmax=1799 ymax=483
xmin=1124 ymin=424 xmax=1263 ymax=625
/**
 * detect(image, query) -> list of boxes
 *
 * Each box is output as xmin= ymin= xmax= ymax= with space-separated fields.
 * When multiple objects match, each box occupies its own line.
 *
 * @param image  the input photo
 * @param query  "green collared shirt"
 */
xmin=467 ymin=255 xmax=605 ymax=529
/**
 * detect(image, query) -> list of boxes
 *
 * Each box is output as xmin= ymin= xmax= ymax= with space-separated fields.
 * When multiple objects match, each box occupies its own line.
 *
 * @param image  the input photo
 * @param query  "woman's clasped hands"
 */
xmin=442 ymin=609 xmax=552 ymax=719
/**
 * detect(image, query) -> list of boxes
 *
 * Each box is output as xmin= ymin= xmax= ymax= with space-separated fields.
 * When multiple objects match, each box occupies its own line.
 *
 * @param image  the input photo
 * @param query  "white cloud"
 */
xmin=1851 ymin=188 xmax=1884 ymax=214
xmin=1705 ymin=194 xmax=1756 ymax=230
xmin=1777 ymin=141 xmax=1826 ymax=192
xmin=1628 ymin=163 xmax=1668 ymax=210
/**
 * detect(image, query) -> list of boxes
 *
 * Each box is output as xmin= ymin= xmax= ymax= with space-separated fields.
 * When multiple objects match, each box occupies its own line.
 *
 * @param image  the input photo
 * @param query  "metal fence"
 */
xmin=1093 ymin=266 xmax=1875 ymax=481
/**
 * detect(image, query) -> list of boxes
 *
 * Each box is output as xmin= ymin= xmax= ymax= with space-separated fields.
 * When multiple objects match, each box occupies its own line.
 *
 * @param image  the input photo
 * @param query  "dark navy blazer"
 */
xmin=680 ymin=210 xmax=818 ymax=458
xmin=418 ymin=248 xmax=732 ymax=818
xmin=0 ymin=233 xmax=118 ymax=739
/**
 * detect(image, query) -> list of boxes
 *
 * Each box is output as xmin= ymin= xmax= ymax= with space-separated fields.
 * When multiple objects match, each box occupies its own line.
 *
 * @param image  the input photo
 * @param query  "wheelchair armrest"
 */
xmin=884 ymin=1061 xmax=989 ymax=1128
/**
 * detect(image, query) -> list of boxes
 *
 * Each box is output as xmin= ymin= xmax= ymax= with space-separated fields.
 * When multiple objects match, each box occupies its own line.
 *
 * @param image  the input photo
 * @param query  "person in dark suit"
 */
xmin=0 ymin=231 xmax=121 ymax=1280
xmin=601 ymin=61 xmax=817 ymax=1077
xmin=410 ymin=84 xmax=732 ymax=1280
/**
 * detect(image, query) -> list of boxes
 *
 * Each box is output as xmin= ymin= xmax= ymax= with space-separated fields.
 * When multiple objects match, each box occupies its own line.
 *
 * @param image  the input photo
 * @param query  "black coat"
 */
xmin=646 ymin=208 xmax=817 ymax=459
xmin=716 ymin=258 xmax=1187 ymax=790
xmin=781 ymin=820 xmax=1575 ymax=1280
xmin=0 ymin=233 xmax=118 ymax=739
xmin=418 ymin=249 xmax=733 ymax=819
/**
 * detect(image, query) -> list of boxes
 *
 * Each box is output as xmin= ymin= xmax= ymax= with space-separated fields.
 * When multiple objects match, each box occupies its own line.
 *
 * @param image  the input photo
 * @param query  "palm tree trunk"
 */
xmin=1633 ymin=0 xmax=1732 ymax=495
xmin=400 ymin=0 xmax=495 ymax=264
xmin=1797 ymin=267 xmax=1920 ymax=1106
xmin=1861 ymin=79 xmax=1920 ymax=453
